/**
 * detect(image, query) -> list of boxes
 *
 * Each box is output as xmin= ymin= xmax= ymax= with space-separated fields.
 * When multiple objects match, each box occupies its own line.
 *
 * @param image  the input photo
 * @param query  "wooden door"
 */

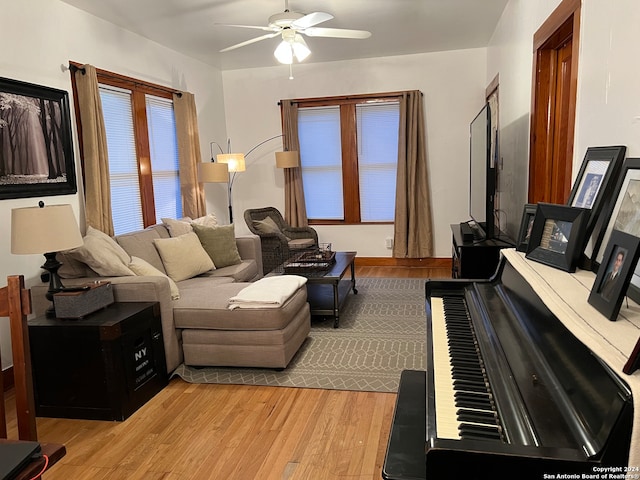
xmin=529 ymin=0 xmax=581 ymax=205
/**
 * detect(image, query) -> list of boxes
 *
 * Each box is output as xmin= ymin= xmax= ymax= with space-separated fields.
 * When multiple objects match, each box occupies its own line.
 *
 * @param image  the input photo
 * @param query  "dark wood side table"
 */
xmin=451 ymin=224 xmax=514 ymax=279
xmin=28 ymin=302 xmax=168 ymax=421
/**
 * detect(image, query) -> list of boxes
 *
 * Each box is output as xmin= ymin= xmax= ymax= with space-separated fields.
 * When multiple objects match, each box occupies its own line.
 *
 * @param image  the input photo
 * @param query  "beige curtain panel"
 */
xmin=173 ymin=92 xmax=206 ymax=220
xmin=281 ymin=100 xmax=309 ymax=227
xmin=74 ymin=64 xmax=114 ymax=236
xmin=393 ymin=90 xmax=434 ymax=258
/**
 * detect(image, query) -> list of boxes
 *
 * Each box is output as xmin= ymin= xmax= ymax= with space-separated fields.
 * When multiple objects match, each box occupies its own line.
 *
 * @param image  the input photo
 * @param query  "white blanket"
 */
xmin=228 ymin=275 xmax=307 ymax=310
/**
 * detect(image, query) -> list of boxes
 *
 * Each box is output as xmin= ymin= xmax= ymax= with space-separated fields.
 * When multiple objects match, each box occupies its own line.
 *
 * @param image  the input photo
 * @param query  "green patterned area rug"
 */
xmin=171 ymin=277 xmax=426 ymax=393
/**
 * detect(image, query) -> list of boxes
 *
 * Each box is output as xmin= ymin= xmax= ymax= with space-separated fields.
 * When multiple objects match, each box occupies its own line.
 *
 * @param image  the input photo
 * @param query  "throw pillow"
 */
xmin=153 ymin=232 xmax=214 ymax=282
xmin=67 ymin=226 xmax=135 ymax=277
xmin=192 ymin=213 xmax=218 ymax=228
xmin=192 ymin=223 xmax=242 ymax=268
xmin=253 ymin=216 xmax=281 ymax=235
xmin=162 ymin=217 xmax=193 ymax=237
xmin=129 ymin=256 xmax=180 ymax=300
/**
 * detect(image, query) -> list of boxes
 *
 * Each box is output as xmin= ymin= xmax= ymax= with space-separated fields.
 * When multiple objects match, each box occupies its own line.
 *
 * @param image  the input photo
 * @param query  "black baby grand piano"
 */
xmin=382 ymin=256 xmax=634 ymax=480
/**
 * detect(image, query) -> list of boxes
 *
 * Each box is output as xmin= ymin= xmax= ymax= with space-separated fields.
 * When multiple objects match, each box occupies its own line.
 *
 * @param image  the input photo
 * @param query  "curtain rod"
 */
xmin=277 ymin=90 xmax=423 ymax=106
xmin=67 ymin=62 xmax=182 ymax=97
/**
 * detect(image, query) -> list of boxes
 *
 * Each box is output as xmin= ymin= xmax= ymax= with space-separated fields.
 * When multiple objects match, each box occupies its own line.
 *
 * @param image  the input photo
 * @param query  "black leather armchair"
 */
xmin=244 ymin=207 xmax=318 ymax=274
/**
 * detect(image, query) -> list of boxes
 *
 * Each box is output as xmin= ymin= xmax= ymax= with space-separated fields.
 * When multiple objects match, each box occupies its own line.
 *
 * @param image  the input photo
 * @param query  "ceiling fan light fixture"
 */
xmin=292 ymin=34 xmax=310 ymax=62
xmin=274 ymin=31 xmax=310 ymax=65
xmin=274 ymin=39 xmax=294 ymax=64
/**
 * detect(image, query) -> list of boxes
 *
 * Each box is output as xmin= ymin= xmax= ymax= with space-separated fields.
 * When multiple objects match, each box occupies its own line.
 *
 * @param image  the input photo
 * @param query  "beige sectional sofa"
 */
xmin=32 ymin=220 xmax=311 ymax=374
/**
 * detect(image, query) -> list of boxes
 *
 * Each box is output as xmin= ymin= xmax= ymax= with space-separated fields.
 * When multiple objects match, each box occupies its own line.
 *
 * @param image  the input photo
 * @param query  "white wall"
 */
xmin=221 ymin=49 xmax=488 ymax=258
xmin=573 ymin=1 xmax=640 ymax=157
xmin=0 ymin=0 xmax=226 ymax=369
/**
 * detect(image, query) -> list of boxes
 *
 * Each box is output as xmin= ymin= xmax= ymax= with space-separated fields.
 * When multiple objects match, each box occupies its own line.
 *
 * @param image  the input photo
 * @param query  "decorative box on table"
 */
xmin=53 ymin=281 xmax=114 ymax=318
xmin=284 ymin=244 xmax=336 ymax=273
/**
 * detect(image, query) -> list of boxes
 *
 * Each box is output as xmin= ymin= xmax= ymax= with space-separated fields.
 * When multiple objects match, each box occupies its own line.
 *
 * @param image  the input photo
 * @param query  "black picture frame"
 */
xmin=525 ymin=203 xmax=588 ymax=272
xmin=568 ymin=146 xmax=626 ymax=267
xmin=591 ymin=158 xmax=640 ymax=303
xmin=0 ymin=76 xmax=77 ymax=199
xmin=588 ymin=230 xmax=640 ymax=321
xmin=516 ymin=203 xmax=537 ymax=253
xmin=623 ymin=335 xmax=640 ymax=375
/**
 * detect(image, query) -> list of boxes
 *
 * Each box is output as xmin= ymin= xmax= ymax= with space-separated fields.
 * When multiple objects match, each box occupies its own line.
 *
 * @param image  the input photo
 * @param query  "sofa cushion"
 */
xmin=116 ymin=226 xmax=169 ymax=274
xmin=191 ymin=213 xmax=219 ymax=228
xmin=204 ymin=259 xmax=258 ymax=282
xmin=153 ymin=232 xmax=214 ymax=282
xmin=56 ymin=251 xmax=97 ymax=278
xmin=162 ymin=217 xmax=193 ymax=237
xmin=173 ymin=282 xmax=308 ymax=331
xmin=67 ymin=226 xmax=135 ymax=277
xmin=192 ymin=223 xmax=242 ymax=268
xmin=129 ymin=256 xmax=180 ymax=300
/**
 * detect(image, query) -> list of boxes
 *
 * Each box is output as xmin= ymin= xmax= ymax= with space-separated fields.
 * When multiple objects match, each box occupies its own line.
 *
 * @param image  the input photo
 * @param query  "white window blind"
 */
xmin=298 ymin=106 xmax=344 ymax=220
xmin=146 ymin=95 xmax=181 ymax=223
xmin=356 ymin=102 xmax=400 ymax=222
xmin=99 ymin=85 xmax=143 ymax=235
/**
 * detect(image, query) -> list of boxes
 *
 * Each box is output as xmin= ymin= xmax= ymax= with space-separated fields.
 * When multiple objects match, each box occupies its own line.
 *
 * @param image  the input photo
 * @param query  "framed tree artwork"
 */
xmin=0 ymin=76 xmax=77 ymax=199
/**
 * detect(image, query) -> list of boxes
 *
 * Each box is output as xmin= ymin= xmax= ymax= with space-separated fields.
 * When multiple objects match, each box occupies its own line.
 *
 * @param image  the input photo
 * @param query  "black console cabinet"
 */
xmin=29 ymin=302 xmax=167 ymax=421
xmin=451 ymin=224 xmax=514 ymax=279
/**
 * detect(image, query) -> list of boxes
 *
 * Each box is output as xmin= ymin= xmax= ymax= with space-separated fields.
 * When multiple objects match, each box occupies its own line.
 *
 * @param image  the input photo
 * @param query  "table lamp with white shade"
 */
xmin=11 ymin=201 xmax=84 ymax=316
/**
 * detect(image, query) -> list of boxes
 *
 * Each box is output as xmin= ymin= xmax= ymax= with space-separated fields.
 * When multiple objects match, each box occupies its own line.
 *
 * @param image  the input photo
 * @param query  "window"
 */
xmin=296 ymin=95 xmax=400 ymax=224
xmin=72 ymin=66 xmax=181 ymax=235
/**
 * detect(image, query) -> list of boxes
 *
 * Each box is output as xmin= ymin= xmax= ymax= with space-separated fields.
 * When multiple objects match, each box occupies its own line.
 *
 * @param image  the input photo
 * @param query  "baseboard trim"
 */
xmin=355 ymin=257 xmax=451 ymax=268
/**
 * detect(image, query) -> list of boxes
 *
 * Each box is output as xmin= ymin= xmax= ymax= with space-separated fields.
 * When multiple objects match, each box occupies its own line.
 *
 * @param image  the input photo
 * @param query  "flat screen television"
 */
xmin=468 ymin=103 xmax=496 ymax=240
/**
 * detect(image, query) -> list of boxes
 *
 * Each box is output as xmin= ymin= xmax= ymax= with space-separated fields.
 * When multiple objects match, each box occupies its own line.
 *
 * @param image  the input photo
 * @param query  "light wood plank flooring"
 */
xmin=4 ymin=265 xmax=450 ymax=480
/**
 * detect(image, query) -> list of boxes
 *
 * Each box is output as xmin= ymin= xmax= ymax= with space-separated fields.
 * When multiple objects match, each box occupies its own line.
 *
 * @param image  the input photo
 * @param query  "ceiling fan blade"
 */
xmin=303 ymin=27 xmax=371 ymax=39
xmin=220 ymin=32 xmax=280 ymax=53
xmin=215 ymin=23 xmax=278 ymax=32
xmin=291 ymin=12 xmax=333 ymax=29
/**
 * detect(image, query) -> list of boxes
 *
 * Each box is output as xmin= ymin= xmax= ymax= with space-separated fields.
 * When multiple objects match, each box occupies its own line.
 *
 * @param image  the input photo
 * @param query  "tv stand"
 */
xmin=451 ymin=224 xmax=514 ymax=279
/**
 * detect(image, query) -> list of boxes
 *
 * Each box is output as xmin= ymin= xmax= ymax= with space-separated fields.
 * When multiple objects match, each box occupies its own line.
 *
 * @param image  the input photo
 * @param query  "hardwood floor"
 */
xmin=4 ymin=265 xmax=450 ymax=480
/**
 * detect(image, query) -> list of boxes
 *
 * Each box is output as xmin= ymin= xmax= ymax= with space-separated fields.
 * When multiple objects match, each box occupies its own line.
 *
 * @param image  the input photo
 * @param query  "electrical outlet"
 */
xmin=385 ymin=237 xmax=394 ymax=249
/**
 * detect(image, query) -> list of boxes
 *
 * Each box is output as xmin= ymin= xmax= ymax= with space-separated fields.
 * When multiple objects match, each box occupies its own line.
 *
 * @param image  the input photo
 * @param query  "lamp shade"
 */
xmin=11 ymin=203 xmax=83 ymax=254
xmin=292 ymin=34 xmax=310 ymax=62
xmin=199 ymin=162 xmax=230 ymax=183
xmin=275 ymin=151 xmax=300 ymax=168
xmin=274 ymin=40 xmax=294 ymax=64
xmin=217 ymin=153 xmax=246 ymax=172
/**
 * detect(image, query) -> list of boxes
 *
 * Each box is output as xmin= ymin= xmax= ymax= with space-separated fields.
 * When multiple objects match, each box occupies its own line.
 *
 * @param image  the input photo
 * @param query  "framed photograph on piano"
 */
xmin=516 ymin=203 xmax=537 ymax=253
xmin=525 ymin=203 xmax=589 ymax=273
xmin=568 ymin=146 xmax=626 ymax=268
xmin=592 ymin=158 xmax=640 ymax=304
xmin=588 ymin=230 xmax=640 ymax=321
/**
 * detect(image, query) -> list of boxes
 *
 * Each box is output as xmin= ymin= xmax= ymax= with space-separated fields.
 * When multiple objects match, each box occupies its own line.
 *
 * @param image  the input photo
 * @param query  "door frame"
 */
xmin=529 ymin=0 xmax=581 ymax=204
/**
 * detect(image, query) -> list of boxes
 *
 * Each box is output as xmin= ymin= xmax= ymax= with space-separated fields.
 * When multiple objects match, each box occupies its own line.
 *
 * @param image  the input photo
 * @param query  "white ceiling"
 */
xmin=60 ymin=0 xmax=509 ymax=71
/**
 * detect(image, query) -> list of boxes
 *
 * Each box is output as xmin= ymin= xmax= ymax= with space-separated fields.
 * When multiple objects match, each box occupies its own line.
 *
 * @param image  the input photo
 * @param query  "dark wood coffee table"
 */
xmin=284 ymin=251 xmax=358 ymax=328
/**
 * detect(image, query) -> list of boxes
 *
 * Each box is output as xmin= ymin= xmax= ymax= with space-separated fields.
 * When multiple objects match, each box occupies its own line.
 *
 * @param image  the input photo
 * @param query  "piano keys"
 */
xmin=383 ymin=256 xmax=634 ymax=480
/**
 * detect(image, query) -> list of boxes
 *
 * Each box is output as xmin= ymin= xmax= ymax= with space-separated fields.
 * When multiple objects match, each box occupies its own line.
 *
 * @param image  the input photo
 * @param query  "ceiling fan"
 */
xmin=217 ymin=0 xmax=372 ymax=65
